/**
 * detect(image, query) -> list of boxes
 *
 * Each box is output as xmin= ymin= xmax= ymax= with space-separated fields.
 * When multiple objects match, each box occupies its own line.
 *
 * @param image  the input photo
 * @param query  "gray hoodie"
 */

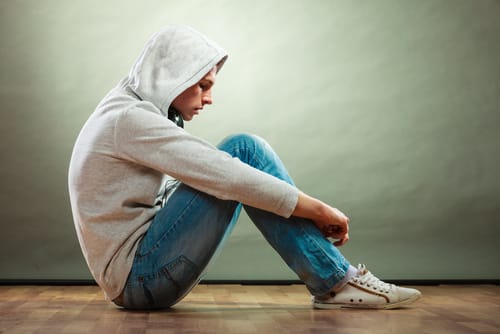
xmin=68 ymin=25 xmax=298 ymax=301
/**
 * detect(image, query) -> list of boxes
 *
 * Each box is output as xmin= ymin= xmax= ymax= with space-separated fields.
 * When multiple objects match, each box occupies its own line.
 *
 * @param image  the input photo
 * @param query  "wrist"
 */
xmin=293 ymin=191 xmax=327 ymax=221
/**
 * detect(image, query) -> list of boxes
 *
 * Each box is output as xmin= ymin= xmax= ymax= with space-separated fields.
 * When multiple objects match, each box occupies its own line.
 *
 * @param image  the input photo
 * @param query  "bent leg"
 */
xmin=245 ymin=208 xmax=350 ymax=296
xmin=119 ymin=133 xmax=349 ymax=309
xmin=218 ymin=134 xmax=350 ymax=296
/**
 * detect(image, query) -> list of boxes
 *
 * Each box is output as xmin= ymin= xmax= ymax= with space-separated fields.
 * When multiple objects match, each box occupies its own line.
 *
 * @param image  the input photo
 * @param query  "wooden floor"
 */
xmin=1 ymin=284 xmax=499 ymax=333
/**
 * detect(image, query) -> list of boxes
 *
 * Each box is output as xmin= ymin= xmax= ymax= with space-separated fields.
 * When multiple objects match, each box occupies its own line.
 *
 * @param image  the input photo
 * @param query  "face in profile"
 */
xmin=171 ymin=67 xmax=217 ymax=121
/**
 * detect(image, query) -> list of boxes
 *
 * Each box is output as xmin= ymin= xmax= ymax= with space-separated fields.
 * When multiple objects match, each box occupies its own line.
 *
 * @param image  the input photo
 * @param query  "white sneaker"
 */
xmin=312 ymin=264 xmax=421 ymax=309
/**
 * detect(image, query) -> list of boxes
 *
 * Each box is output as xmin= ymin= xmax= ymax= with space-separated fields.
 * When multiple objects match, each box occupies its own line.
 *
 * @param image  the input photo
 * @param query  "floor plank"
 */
xmin=0 ymin=284 xmax=499 ymax=333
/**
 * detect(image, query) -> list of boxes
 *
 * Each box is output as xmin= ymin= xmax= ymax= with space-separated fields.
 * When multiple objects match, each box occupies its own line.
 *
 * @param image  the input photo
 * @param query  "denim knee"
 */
xmin=217 ymin=133 xmax=268 ymax=165
xmin=218 ymin=133 xmax=264 ymax=150
xmin=218 ymin=133 xmax=294 ymax=185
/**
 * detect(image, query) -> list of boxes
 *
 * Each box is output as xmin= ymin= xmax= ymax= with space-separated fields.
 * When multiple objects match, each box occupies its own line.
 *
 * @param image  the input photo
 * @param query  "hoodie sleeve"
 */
xmin=114 ymin=106 xmax=299 ymax=218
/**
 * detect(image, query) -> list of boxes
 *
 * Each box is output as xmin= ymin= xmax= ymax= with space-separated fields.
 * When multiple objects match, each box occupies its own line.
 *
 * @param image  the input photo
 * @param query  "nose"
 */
xmin=202 ymin=90 xmax=213 ymax=105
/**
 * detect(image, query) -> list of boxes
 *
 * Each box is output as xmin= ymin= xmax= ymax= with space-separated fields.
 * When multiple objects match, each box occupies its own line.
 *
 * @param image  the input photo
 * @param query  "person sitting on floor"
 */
xmin=68 ymin=25 xmax=421 ymax=310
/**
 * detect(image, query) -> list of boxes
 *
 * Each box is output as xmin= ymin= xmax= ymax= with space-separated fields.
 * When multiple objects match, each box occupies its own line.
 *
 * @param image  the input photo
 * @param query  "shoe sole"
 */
xmin=312 ymin=292 xmax=421 ymax=310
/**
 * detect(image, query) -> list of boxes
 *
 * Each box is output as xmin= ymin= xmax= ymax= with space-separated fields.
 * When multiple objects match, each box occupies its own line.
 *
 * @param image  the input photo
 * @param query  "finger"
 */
xmin=322 ymin=225 xmax=340 ymax=236
xmin=330 ymin=226 xmax=348 ymax=239
xmin=321 ymin=224 xmax=348 ymax=238
xmin=334 ymin=238 xmax=348 ymax=247
xmin=333 ymin=233 xmax=349 ymax=247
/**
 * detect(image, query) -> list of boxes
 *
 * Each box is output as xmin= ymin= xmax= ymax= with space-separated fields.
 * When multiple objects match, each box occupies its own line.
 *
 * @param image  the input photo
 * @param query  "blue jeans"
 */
xmin=115 ymin=134 xmax=350 ymax=309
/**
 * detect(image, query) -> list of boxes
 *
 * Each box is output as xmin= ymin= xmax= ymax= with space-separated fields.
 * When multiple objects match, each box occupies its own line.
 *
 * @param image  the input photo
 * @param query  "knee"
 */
xmin=218 ymin=133 xmax=262 ymax=148
xmin=217 ymin=133 xmax=270 ymax=156
xmin=217 ymin=133 xmax=271 ymax=165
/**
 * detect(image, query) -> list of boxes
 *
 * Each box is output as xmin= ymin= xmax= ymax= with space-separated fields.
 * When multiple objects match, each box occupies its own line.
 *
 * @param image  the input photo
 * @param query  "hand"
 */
xmin=314 ymin=206 xmax=350 ymax=247
xmin=292 ymin=192 xmax=350 ymax=247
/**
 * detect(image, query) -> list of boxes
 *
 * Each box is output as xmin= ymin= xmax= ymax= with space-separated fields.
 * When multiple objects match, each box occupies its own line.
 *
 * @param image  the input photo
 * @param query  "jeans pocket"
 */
xmin=123 ymin=255 xmax=200 ymax=310
xmin=163 ymin=255 xmax=200 ymax=287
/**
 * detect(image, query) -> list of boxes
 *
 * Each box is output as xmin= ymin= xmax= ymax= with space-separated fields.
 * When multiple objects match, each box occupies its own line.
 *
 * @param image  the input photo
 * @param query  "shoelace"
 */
xmin=351 ymin=264 xmax=394 ymax=294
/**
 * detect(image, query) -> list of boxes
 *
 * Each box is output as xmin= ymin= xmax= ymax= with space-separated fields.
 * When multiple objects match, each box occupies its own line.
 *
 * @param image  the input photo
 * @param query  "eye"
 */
xmin=199 ymin=83 xmax=207 ymax=91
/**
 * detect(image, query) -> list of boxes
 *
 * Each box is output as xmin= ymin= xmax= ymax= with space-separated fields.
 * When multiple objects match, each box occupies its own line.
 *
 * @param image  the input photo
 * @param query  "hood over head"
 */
xmin=126 ymin=25 xmax=227 ymax=115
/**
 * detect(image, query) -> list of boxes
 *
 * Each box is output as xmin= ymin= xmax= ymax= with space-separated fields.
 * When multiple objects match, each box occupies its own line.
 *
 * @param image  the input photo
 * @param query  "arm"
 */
xmin=292 ymin=191 xmax=350 ymax=247
xmin=114 ymin=108 xmax=298 ymax=218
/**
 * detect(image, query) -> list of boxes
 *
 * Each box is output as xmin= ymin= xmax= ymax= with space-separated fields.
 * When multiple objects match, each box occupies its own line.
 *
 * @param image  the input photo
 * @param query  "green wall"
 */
xmin=1 ymin=0 xmax=499 ymax=281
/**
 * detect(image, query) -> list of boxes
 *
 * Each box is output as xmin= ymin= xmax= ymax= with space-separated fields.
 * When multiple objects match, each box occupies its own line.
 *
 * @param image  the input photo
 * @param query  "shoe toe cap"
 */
xmin=397 ymin=287 xmax=421 ymax=301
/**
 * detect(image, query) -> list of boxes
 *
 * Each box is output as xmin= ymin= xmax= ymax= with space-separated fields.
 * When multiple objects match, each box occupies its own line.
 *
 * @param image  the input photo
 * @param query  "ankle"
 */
xmin=331 ymin=265 xmax=358 ymax=293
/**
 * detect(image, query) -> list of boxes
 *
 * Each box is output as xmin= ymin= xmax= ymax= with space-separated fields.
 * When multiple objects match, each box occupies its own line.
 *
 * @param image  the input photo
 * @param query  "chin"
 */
xmin=179 ymin=113 xmax=191 ymax=121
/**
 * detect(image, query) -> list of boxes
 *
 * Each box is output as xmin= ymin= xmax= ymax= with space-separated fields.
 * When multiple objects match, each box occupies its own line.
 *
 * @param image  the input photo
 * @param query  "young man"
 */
xmin=68 ymin=25 xmax=421 ymax=310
